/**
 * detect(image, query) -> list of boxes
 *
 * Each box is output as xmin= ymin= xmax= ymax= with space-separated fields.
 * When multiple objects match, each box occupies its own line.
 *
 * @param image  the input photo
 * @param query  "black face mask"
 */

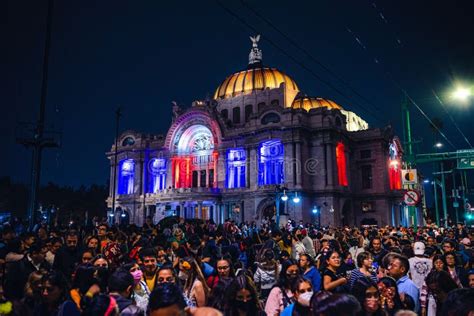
xmin=235 ymin=300 xmax=252 ymax=310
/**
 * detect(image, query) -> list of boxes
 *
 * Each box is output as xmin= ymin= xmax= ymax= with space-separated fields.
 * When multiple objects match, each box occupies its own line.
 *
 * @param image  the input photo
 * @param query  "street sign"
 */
xmin=402 ymin=169 xmax=418 ymax=185
xmin=457 ymin=157 xmax=474 ymax=169
xmin=404 ymin=190 xmax=420 ymax=206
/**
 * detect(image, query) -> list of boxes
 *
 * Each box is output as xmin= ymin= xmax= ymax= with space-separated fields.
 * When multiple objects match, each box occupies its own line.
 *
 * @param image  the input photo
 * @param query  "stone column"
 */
xmin=249 ymin=148 xmax=258 ymax=189
xmin=284 ymin=143 xmax=294 ymax=188
xmin=295 ymin=142 xmax=302 ymax=188
xmin=198 ymin=202 xmax=203 ymax=219
xmin=325 ymin=143 xmax=334 ymax=187
xmin=246 ymin=147 xmax=250 ymax=188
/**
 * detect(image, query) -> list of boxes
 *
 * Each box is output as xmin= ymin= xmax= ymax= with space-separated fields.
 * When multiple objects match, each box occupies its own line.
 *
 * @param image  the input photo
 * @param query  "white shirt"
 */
xmin=409 ymin=256 xmax=432 ymax=289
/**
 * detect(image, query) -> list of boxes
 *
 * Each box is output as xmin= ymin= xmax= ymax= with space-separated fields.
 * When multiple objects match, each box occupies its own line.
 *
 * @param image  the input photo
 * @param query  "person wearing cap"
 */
xmin=409 ymin=241 xmax=432 ymax=289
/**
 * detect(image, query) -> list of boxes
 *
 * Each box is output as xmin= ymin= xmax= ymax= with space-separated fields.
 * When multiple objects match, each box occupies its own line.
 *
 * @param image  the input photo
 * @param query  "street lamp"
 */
xmin=434 ymin=142 xmax=443 ymax=149
xmin=312 ymin=206 xmax=318 ymax=214
xmin=281 ymin=190 xmax=288 ymax=201
xmin=292 ymin=192 xmax=301 ymax=203
xmin=452 ymin=86 xmax=471 ymax=102
xmin=423 ymin=179 xmax=430 ymax=184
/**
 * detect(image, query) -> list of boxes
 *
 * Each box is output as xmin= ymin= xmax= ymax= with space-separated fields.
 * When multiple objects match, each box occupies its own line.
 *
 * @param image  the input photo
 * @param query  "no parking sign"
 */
xmin=404 ymin=190 xmax=420 ymax=206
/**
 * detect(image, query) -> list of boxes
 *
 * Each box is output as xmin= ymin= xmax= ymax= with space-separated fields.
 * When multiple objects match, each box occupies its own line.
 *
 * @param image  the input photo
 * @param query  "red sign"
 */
xmin=404 ymin=190 xmax=420 ymax=206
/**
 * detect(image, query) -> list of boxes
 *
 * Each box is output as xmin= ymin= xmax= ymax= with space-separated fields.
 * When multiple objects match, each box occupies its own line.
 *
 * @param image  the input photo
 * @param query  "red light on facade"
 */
xmin=336 ymin=142 xmax=348 ymax=186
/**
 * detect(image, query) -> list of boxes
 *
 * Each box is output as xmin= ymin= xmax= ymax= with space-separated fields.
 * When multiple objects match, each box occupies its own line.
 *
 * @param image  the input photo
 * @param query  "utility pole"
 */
xmin=17 ymin=0 xmax=60 ymax=230
xmin=432 ymin=180 xmax=440 ymax=226
xmin=111 ymin=107 xmax=122 ymax=224
xmin=401 ymin=96 xmax=417 ymax=227
xmin=452 ymin=171 xmax=459 ymax=224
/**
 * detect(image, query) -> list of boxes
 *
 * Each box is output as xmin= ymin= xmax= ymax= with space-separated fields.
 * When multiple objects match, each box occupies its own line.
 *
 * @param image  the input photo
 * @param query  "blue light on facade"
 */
xmin=258 ymin=139 xmax=284 ymax=185
xmin=148 ymin=158 xmax=167 ymax=193
xmin=226 ymin=148 xmax=246 ymax=188
xmin=118 ymin=159 xmax=135 ymax=194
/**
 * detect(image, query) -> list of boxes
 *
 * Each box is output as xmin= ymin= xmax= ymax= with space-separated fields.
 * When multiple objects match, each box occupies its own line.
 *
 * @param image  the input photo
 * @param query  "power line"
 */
xmin=239 ymin=0 xmax=384 ymax=116
xmin=343 ymin=22 xmax=458 ymax=150
xmin=432 ymin=90 xmax=473 ymax=148
xmin=402 ymin=90 xmax=456 ymax=149
xmin=215 ymin=0 xmax=386 ymax=125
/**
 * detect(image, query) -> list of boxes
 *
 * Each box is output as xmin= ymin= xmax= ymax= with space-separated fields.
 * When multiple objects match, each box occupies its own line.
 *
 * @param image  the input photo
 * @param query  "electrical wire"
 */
xmin=239 ymin=0 xmax=384 ymax=117
xmin=432 ymin=90 xmax=473 ymax=148
xmin=215 ymin=0 xmax=386 ymax=125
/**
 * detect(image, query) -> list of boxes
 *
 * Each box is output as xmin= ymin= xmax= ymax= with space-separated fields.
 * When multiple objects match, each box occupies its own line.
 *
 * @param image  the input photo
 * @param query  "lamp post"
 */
xmin=275 ymin=186 xmax=301 ymax=228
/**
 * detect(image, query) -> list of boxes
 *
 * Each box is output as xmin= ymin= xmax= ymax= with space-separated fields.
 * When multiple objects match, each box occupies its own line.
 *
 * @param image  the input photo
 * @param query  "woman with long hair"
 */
xmin=280 ymin=276 xmax=313 ymax=316
xmin=254 ymin=248 xmax=280 ymax=300
xmin=35 ymin=271 xmax=80 ymax=316
xmin=122 ymin=262 xmax=150 ymax=313
xmin=224 ymin=274 xmax=262 ymax=316
xmin=443 ymin=252 xmax=467 ymax=288
xmin=178 ymin=256 xmax=210 ymax=307
xmin=424 ymin=270 xmax=459 ymax=316
xmin=352 ymin=278 xmax=386 ymax=316
xmin=377 ymin=277 xmax=403 ymax=316
xmin=207 ymin=257 xmax=235 ymax=289
xmin=420 ymin=254 xmax=446 ymax=316
xmin=265 ymin=259 xmax=299 ymax=316
xmin=322 ymin=249 xmax=348 ymax=293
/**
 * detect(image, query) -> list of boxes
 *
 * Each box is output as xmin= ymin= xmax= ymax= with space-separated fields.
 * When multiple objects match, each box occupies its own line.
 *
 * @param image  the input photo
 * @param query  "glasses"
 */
xmin=217 ymin=266 xmax=229 ymax=270
xmin=366 ymin=292 xmax=380 ymax=299
xmin=158 ymin=277 xmax=175 ymax=283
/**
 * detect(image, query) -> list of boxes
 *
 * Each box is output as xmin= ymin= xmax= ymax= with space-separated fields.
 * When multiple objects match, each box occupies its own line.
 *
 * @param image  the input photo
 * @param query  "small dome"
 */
xmin=214 ymin=67 xmax=299 ymax=100
xmin=291 ymin=97 xmax=343 ymax=111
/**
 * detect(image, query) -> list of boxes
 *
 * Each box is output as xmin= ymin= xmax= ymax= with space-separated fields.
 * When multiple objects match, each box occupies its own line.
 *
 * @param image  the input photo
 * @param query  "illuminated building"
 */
xmin=106 ymin=37 xmax=404 ymax=227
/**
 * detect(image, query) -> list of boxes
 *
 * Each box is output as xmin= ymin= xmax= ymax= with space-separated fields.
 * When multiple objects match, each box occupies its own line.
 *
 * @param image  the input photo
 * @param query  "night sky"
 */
xmin=4 ymin=0 xmax=474 ymax=188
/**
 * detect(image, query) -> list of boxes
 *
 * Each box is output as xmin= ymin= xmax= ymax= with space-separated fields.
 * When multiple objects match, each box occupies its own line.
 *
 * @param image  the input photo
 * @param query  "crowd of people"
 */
xmin=0 ymin=216 xmax=473 ymax=316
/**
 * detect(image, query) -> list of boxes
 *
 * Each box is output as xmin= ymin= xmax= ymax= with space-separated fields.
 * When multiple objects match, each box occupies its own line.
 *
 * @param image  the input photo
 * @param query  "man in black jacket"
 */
xmin=53 ymin=230 xmax=81 ymax=280
xmin=4 ymin=242 xmax=50 ymax=300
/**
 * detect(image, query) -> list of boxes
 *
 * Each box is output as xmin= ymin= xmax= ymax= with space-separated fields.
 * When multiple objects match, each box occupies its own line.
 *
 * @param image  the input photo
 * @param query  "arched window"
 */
xmin=245 ymin=104 xmax=253 ymax=122
xmin=261 ymin=112 xmax=280 ymax=125
xmin=148 ymin=158 xmax=167 ymax=193
xmin=221 ymin=109 xmax=228 ymax=120
xmin=336 ymin=142 xmax=348 ymax=186
xmin=122 ymin=136 xmax=135 ymax=146
xmin=233 ymin=107 xmax=241 ymax=124
xmin=258 ymin=140 xmax=284 ymax=185
xmin=118 ymin=159 xmax=135 ymax=194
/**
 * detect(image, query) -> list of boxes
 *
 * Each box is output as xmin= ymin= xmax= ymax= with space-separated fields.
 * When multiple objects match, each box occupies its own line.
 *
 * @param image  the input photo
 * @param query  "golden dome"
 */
xmin=214 ymin=67 xmax=299 ymax=100
xmin=291 ymin=97 xmax=343 ymax=111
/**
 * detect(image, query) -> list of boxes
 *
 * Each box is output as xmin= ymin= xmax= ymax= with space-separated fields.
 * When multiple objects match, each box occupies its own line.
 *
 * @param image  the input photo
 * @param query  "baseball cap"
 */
xmin=413 ymin=241 xmax=425 ymax=255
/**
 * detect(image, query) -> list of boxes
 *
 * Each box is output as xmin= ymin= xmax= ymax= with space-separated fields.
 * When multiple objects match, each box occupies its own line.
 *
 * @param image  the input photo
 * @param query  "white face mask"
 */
xmin=298 ymin=291 xmax=313 ymax=307
xmin=178 ymin=270 xmax=189 ymax=281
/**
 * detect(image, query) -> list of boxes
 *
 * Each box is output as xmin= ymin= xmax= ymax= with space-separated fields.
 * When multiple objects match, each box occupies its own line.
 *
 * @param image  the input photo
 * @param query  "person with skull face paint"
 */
xmin=280 ymin=277 xmax=313 ymax=316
